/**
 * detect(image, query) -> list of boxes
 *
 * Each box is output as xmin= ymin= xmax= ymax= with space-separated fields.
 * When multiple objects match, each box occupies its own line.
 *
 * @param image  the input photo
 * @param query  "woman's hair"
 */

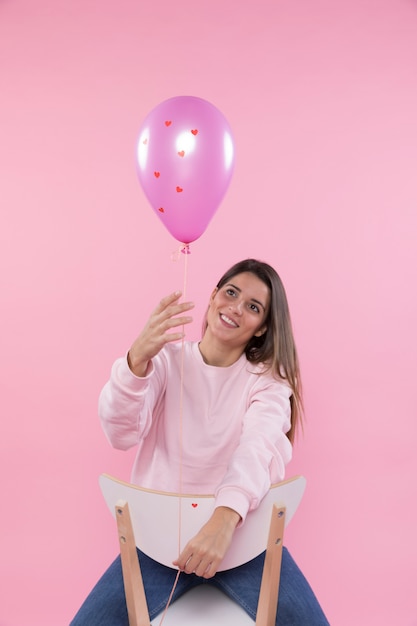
xmin=204 ymin=259 xmax=303 ymax=442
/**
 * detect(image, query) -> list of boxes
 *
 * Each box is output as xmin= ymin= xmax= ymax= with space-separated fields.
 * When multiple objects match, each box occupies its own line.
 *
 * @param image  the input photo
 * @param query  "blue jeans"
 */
xmin=70 ymin=547 xmax=329 ymax=625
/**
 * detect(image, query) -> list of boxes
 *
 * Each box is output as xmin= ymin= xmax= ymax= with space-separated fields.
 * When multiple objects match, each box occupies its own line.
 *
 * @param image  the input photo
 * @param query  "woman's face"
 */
xmin=206 ymin=272 xmax=270 ymax=351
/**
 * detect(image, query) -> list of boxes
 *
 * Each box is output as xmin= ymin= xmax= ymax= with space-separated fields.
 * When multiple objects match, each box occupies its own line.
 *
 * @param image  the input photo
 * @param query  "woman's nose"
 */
xmin=229 ymin=300 xmax=243 ymax=315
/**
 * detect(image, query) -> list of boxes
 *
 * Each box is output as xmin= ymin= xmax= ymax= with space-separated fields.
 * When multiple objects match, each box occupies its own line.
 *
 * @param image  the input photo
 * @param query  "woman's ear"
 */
xmin=209 ymin=287 xmax=218 ymax=303
xmin=254 ymin=325 xmax=267 ymax=338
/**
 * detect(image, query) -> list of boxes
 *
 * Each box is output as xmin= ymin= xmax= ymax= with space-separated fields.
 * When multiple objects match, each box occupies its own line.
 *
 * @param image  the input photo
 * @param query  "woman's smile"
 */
xmin=219 ymin=313 xmax=239 ymax=328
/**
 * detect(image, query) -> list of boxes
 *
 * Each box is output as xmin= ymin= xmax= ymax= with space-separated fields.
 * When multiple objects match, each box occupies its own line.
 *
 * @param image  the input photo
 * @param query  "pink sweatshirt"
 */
xmin=99 ymin=341 xmax=293 ymax=522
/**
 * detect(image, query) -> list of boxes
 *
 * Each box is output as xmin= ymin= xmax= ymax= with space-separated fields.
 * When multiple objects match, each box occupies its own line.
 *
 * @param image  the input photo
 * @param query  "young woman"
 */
xmin=71 ymin=259 xmax=329 ymax=625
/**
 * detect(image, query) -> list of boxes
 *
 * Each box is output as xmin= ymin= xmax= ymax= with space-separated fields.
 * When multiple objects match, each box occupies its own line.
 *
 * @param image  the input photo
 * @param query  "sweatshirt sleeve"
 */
xmin=98 ymin=353 xmax=166 ymax=450
xmin=214 ymin=375 xmax=293 ymax=523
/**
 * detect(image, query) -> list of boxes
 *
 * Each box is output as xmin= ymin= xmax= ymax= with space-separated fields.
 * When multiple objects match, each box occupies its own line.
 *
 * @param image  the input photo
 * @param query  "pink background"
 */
xmin=1 ymin=1 xmax=417 ymax=624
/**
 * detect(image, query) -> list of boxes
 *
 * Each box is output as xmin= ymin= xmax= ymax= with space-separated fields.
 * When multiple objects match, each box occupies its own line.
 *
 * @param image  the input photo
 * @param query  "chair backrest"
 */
xmin=99 ymin=474 xmax=306 ymax=571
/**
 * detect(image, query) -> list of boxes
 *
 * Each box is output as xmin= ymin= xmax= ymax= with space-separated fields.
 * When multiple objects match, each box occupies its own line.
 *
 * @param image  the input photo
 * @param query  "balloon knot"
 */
xmin=171 ymin=244 xmax=191 ymax=261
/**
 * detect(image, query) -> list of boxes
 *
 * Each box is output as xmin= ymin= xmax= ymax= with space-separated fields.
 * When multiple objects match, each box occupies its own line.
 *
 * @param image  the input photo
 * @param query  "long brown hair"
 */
xmin=204 ymin=259 xmax=303 ymax=442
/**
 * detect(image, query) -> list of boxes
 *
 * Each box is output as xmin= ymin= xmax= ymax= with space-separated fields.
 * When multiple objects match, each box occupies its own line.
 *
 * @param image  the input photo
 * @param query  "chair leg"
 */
xmin=255 ymin=505 xmax=286 ymax=626
xmin=115 ymin=500 xmax=151 ymax=626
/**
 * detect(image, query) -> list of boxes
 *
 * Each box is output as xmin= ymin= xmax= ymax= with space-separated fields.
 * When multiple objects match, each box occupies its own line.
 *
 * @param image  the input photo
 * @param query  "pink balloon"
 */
xmin=136 ymin=96 xmax=235 ymax=244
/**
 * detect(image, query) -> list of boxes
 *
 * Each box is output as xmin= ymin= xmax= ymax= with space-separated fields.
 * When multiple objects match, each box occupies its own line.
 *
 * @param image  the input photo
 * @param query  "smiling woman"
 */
xmin=199 ymin=271 xmax=271 ymax=366
xmin=70 ymin=259 xmax=328 ymax=625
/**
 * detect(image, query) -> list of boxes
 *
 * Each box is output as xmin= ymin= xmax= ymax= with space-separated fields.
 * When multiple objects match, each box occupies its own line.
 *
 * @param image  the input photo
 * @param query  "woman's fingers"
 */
xmin=150 ymin=292 xmax=194 ymax=332
xmin=174 ymin=546 xmax=221 ymax=579
xmin=150 ymin=293 xmax=194 ymax=340
xmin=158 ymin=313 xmax=193 ymax=333
xmin=173 ymin=507 xmax=240 ymax=579
xmin=175 ymin=550 xmax=217 ymax=578
xmin=155 ymin=293 xmax=194 ymax=322
xmin=153 ymin=290 xmax=183 ymax=313
xmin=127 ymin=292 xmax=194 ymax=375
xmin=186 ymin=555 xmax=216 ymax=578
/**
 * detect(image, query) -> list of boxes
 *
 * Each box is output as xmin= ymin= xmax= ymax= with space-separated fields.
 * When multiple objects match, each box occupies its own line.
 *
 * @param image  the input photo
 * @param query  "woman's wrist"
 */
xmin=213 ymin=506 xmax=241 ymax=529
xmin=127 ymin=351 xmax=150 ymax=377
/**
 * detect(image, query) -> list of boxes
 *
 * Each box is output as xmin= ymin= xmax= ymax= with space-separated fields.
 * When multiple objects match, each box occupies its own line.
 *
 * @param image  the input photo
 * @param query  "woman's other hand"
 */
xmin=127 ymin=291 xmax=194 ymax=377
xmin=172 ymin=507 xmax=241 ymax=578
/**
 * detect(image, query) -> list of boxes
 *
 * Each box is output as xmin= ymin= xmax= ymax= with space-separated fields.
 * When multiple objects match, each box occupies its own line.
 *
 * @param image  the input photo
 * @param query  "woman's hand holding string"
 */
xmin=127 ymin=291 xmax=194 ymax=377
xmin=173 ymin=506 xmax=241 ymax=579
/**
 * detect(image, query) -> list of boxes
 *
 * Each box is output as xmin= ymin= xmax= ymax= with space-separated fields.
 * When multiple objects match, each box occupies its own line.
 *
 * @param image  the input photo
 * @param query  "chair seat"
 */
xmin=156 ymin=584 xmax=254 ymax=625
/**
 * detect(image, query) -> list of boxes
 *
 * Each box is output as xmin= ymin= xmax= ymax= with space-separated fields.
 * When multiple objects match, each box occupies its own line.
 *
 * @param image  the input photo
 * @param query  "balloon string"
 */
xmin=156 ymin=569 xmax=181 ymax=625
xmin=158 ymin=247 xmax=189 ymax=625
xmin=177 ymin=245 xmax=189 ymax=553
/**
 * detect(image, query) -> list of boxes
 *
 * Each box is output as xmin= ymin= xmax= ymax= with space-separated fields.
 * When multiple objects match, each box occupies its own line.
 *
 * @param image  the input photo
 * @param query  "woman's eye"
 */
xmin=226 ymin=288 xmax=236 ymax=297
xmin=249 ymin=303 xmax=260 ymax=313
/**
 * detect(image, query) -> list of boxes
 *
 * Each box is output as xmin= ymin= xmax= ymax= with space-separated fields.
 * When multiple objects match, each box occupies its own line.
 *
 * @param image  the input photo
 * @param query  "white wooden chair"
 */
xmin=99 ymin=474 xmax=306 ymax=626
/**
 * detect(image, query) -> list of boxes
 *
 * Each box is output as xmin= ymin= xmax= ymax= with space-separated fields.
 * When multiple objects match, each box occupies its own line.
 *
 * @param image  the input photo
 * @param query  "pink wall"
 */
xmin=1 ymin=1 xmax=417 ymax=624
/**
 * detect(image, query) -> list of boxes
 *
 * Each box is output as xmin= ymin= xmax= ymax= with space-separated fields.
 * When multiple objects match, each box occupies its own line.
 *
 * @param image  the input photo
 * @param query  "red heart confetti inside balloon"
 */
xmin=176 ymin=186 xmax=183 ymax=193
xmin=158 ymin=207 xmax=165 ymax=213
xmin=178 ymin=150 xmax=185 ymax=158
xmin=191 ymin=503 xmax=198 ymax=508
xmin=154 ymin=171 xmax=160 ymax=178
xmin=165 ymin=120 xmax=172 ymax=126
xmin=191 ymin=129 xmax=198 ymax=135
